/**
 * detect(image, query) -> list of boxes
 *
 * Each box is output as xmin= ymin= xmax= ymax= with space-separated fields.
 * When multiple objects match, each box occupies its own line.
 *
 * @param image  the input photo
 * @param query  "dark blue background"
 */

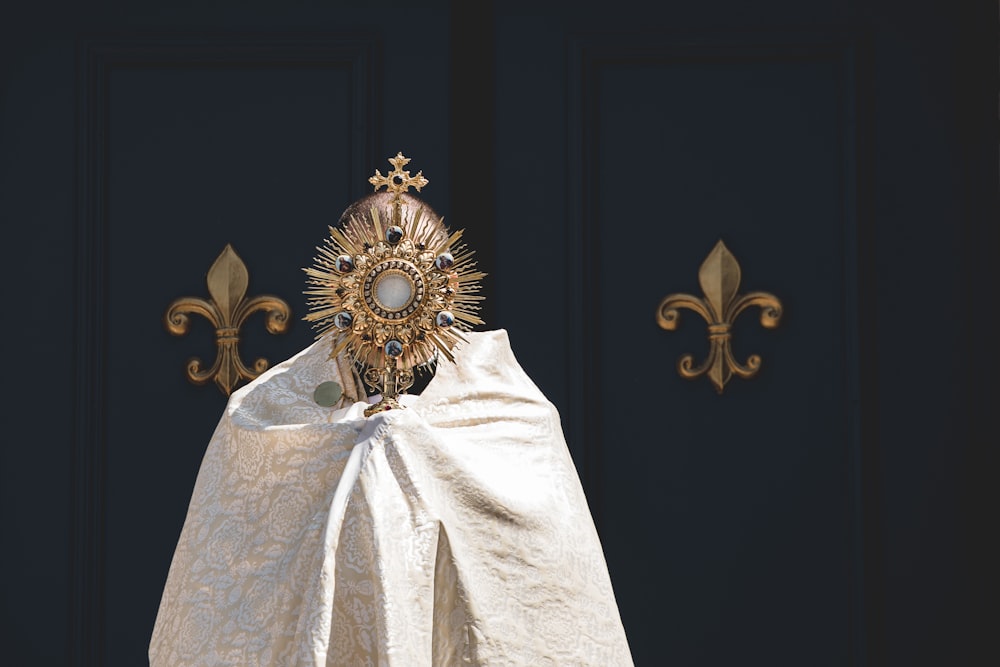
xmin=1 ymin=1 xmax=996 ymax=665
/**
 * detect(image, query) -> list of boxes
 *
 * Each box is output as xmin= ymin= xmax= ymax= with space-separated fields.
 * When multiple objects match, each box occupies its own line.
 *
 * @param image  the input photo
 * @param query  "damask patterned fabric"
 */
xmin=149 ymin=330 xmax=633 ymax=666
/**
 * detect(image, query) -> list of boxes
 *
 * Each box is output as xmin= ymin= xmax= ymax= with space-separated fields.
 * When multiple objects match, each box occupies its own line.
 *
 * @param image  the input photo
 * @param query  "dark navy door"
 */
xmin=491 ymin=4 xmax=997 ymax=665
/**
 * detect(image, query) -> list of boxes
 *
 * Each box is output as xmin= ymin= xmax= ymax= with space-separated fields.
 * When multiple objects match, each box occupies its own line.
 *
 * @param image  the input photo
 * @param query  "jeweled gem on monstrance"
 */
xmin=335 ymin=255 xmax=354 ymax=273
xmin=334 ymin=311 xmax=353 ymax=330
xmin=435 ymin=253 xmax=454 ymax=270
xmin=436 ymin=311 xmax=455 ymax=328
xmin=386 ymin=226 xmax=404 ymax=244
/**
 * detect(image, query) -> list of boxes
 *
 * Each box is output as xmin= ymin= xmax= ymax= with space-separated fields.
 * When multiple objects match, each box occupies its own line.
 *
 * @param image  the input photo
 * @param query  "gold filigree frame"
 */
xmin=304 ymin=153 xmax=485 ymax=415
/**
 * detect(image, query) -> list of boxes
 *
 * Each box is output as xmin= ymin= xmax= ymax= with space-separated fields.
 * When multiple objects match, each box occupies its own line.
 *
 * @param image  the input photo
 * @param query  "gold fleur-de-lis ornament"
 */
xmin=655 ymin=240 xmax=782 ymax=393
xmin=165 ymin=244 xmax=291 ymax=395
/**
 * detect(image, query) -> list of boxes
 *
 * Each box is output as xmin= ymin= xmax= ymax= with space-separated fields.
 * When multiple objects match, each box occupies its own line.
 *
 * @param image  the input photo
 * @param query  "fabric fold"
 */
xmin=151 ymin=330 xmax=632 ymax=666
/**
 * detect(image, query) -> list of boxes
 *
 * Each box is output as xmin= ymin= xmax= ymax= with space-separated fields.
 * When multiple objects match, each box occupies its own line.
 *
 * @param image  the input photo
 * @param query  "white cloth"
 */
xmin=150 ymin=330 xmax=633 ymax=666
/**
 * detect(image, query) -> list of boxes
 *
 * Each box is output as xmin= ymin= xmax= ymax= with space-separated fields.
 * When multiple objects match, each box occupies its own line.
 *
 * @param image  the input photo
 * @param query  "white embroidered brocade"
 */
xmin=149 ymin=330 xmax=633 ymax=666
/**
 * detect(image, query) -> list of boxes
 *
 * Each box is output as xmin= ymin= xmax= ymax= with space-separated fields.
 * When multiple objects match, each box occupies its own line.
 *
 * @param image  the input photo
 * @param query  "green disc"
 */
xmin=313 ymin=381 xmax=343 ymax=407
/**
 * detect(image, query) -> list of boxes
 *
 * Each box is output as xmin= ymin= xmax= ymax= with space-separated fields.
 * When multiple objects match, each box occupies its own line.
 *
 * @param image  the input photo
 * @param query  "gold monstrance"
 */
xmin=304 ymin=153 xmax=485 ymax=416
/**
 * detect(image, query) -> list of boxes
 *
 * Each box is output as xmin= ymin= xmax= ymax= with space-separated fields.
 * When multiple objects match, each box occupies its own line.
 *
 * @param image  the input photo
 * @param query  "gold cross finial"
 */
xmin=369 ymin=152 xmax=429 ymax=196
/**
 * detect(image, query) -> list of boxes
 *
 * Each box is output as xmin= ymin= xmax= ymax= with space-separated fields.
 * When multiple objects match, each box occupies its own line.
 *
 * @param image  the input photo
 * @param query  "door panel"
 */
xmin=497 ymin=33 xmax=863 ymax=664
xmin=106 ymin=56 xmax=362 ymax=663
xmin=493 ymin=5 xmax=992 ymax=664
xmin=587 ymin=46 xmax=856 ymax=665
xmin=73 ymin=25 xmax=450 ymax=664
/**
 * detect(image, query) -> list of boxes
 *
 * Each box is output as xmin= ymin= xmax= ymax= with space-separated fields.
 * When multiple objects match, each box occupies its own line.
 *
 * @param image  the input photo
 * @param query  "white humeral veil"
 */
xmin=149 ymin=329 xmax=633 ymax=666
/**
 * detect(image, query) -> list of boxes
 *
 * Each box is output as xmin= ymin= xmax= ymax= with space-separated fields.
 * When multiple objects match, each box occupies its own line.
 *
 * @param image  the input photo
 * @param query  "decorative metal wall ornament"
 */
xmin=304 ymin=152 xmax=485 ymax=416
xmin=164 ymin=244 xmax=291 ymax=395
xmin=655 ymin=240 xmax=783 ymax=394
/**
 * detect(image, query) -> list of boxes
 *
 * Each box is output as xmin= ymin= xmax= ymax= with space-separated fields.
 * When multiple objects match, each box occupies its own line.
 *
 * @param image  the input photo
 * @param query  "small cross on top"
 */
xmin=369 ymin=152 xmax=429 ymax=198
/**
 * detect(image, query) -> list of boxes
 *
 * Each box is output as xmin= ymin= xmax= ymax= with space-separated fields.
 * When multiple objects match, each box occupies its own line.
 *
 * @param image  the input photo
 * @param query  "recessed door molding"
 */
xmin=72 ymin=35 xmax=377 ymax=666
